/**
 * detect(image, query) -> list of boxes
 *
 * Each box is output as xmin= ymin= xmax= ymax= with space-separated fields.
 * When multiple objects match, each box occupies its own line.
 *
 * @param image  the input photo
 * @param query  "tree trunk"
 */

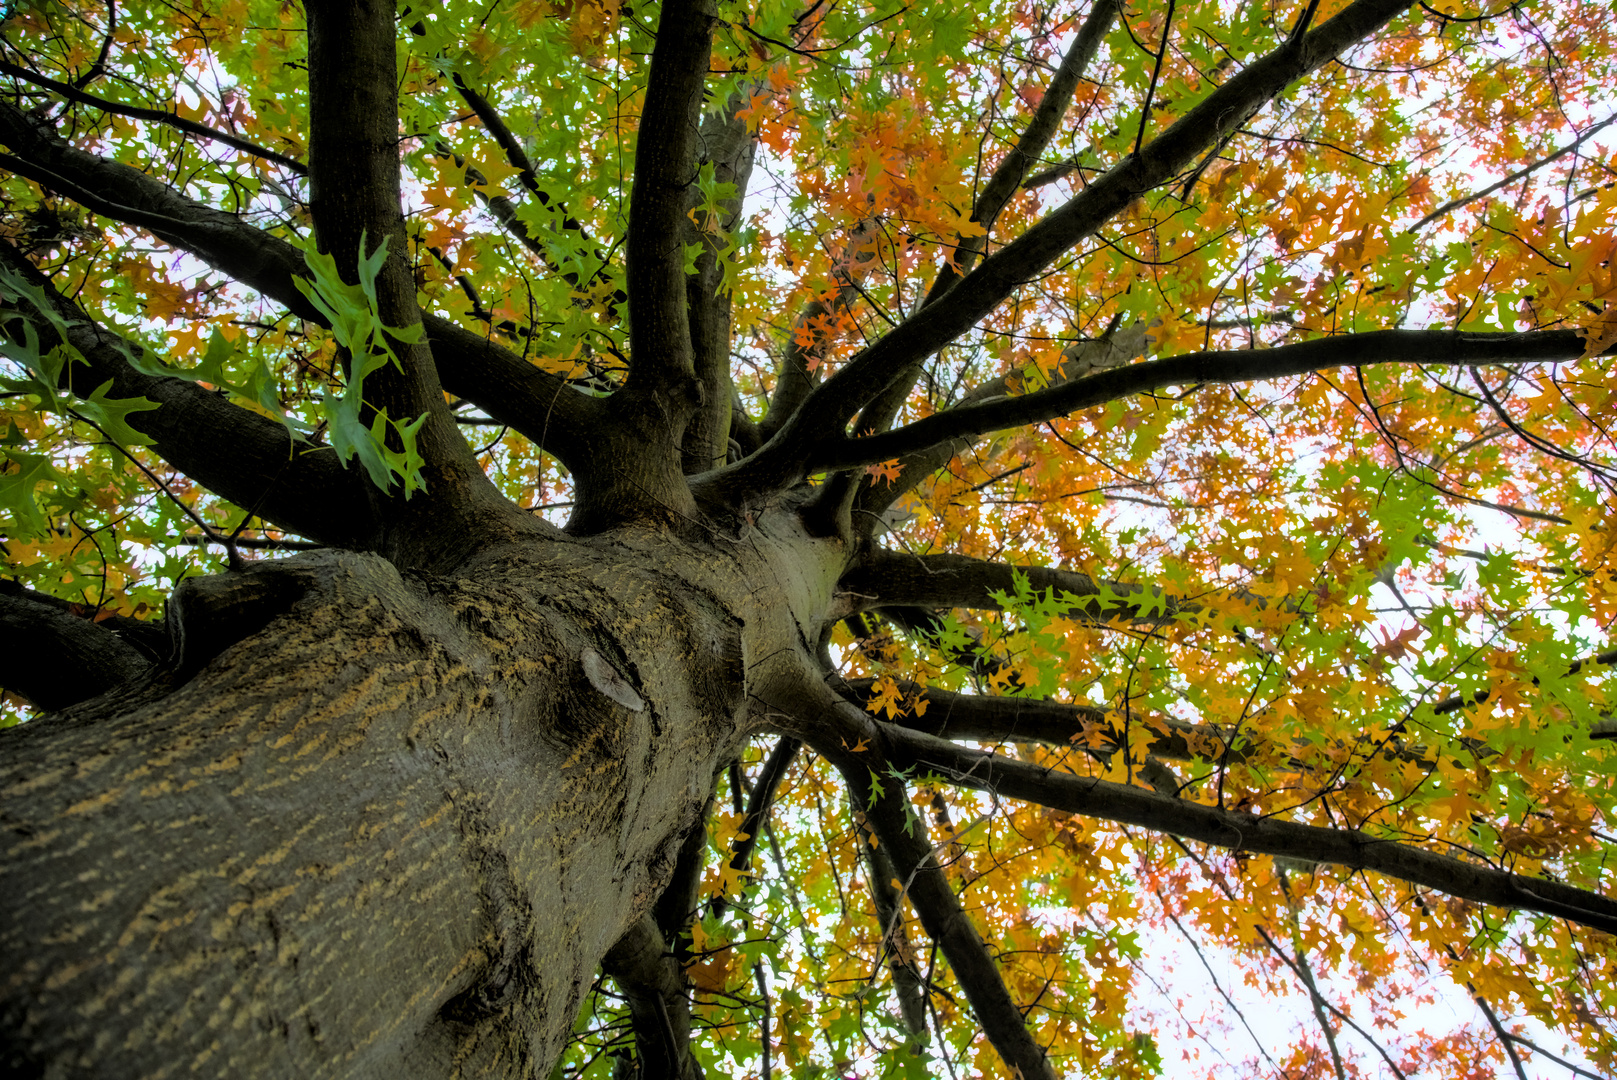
xmin=0 ymin=512 xmax=845 ymax=1079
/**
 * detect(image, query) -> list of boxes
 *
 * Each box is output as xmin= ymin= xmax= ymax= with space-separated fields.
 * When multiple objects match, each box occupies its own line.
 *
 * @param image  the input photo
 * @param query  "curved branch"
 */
xmin=0 ymin=98 xmax=601 ymax=474
xmin=698 ymin=0 xmax=1416 ymax=502
xmin=602 ymin=915 xmax=705 ymax=1080
xmin=837 ymin=548 xmax=1178 ymax=624
xmin=0 ymin=58 xmax=307 ymax=174
xmin=443 ymin=85 xmax=621 ymax=299
xmin=883 ymin=724 xmax=1617 ymax=935
xmin=0 ymin=582 xmax=154 ymax=710
xmin=817 ymin=328 xmax=1609 ymax=473
xmin=0 ymin=242 xmax=382 ymax=549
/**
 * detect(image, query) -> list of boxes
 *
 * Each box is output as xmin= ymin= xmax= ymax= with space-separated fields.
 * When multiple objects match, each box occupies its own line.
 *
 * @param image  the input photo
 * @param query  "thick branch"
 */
xmin=837 ymin=548 xmax=1177 ymax=624
xmin=818 ymin=328 xmax=1608 ymax=473
xmin=883 ymin=725 xmax=1617 ymax=935
xmin=306 ymin=0 xmax=500 ymax=551
xmin=0 ymin=582 xmax=154 ymax=710
xmin=0 ymin=97 xmax=601 ymax=473
xmin=653 ymin=798 xmax=713 ymax=958
xmin=0 ymin=242 xmax=382 ymax=549
xmin=623 ymin=0 xmax=713 ymax=399
xmin=602 ymin=916 xmax=704 ymax=1080
xmin=697 ymin=0 xmax=1416 ymax=501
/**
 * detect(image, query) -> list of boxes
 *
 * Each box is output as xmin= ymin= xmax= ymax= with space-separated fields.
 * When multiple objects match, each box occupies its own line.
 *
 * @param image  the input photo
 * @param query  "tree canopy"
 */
xmin=1 ymin=0 xmax=1615 ymax=1077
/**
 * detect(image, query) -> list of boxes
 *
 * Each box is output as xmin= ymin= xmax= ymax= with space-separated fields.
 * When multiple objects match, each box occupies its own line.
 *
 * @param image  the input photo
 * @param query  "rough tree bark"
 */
xmin=2 ymin=0 xmax=1614 ymax=1077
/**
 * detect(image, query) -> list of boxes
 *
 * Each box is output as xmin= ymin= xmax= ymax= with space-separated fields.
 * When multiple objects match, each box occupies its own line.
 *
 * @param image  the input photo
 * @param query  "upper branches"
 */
xmin=0 ymin=57 xmax=307 ymax=174
xmin=697 ymin=0 xmax=1416 ymax=504
xmin=849 ymin=0 xmax=1122 ymax=439
xmin=948 ymin=0 xmax=1122 ymax=287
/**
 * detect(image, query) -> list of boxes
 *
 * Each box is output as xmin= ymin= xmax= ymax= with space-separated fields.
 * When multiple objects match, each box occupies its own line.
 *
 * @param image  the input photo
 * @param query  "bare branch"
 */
xmin=841 ymin=762 xmax=1057 ymax=1080
xmin=854 ymin=325 xmax=1149 ymax=524
xmin=759 ymin=669 xmax=1059 ymax=1080
xmin=711 ymin=737 xmax=799 ymax=921
xmin=932 ymin=0 xmax=1122 ymax=298
xmin=815 ymin=328 xmax=1610 ymax=473
xmin=853 ymin=811 xmax=930 ymax=1042
xmin=442 ymin=84 xmax=620 ymax=296
xmin=0 ymin=57 xmax=307 ymax=174
xmin=759 ymin=219 xmax=881 ymax=441
xmin=882 ymin=724 xmax=1617 ymax=935
xmin=1409 ymin=110 xmax=1617 ymax=232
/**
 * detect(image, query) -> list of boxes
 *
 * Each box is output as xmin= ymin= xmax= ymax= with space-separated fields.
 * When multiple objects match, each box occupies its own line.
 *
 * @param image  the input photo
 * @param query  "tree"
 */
xmin=0 ymin=0 xmax=1613 ymax=1075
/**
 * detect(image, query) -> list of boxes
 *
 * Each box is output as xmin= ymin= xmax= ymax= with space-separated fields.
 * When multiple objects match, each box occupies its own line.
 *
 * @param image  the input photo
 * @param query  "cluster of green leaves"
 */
xmin=292 ymin=233 xmax=430 ymax=497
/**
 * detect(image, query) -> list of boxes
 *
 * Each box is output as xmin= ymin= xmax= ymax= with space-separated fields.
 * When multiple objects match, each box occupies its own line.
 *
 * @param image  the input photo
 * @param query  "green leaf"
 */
xmin=75 ymin=381 xmax=159 ymax=447
xmin=0 ymin=448 xmax=61 ymax=538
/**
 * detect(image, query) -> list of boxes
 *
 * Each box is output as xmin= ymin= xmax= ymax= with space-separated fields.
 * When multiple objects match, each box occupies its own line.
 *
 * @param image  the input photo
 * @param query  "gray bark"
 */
xmin=0 ymin=509 xmax=847 ymax=1080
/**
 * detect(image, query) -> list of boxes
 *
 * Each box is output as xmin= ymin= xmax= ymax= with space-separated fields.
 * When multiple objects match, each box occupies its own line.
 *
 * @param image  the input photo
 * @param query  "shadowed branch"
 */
xmin=836 ymin=548 xmax=1178 ymax=624
xmin=0 ymin=241 xmax=382 ymax=549
xmin=0 ymin=581 xmax=156 ymax=710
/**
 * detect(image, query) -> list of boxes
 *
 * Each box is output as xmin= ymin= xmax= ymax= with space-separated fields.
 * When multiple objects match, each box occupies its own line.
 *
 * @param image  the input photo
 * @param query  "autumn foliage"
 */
xmin=2 ymin=0 xmax=1615 ymax=1077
